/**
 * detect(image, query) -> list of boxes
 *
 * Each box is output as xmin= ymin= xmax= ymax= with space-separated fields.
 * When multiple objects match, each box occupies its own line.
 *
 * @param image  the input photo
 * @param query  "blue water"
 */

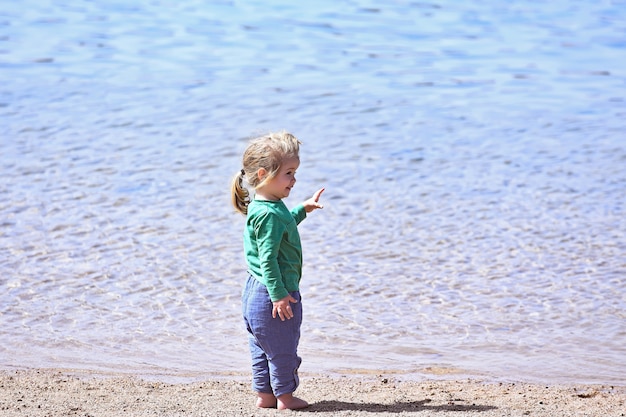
xmin=1 ymin=0 xmax=625 ymax=385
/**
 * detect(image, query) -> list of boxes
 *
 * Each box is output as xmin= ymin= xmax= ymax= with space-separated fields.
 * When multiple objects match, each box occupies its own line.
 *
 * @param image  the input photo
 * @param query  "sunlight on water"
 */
xmin=1 ymin=0 xmax=625 ymax=385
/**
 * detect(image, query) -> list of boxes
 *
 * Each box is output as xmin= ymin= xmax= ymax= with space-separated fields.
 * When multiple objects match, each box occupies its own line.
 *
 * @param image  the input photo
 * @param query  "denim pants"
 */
xmin=242 ymin=275 xmax=302 ymax=397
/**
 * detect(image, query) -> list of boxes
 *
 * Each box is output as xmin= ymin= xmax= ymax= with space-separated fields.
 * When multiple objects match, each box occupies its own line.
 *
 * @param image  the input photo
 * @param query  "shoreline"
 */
xmin=1 ymin=368 xmax=624 ymax=416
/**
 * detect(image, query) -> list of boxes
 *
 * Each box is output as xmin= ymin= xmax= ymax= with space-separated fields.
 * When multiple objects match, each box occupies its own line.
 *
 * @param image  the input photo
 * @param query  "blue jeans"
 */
xmin=242 ymin=275 xmax=302 ymax=397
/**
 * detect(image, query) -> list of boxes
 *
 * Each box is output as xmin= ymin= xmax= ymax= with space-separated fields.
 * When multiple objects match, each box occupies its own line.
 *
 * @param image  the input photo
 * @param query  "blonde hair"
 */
xmin=231 ymin=131 xmax=301 ymax=215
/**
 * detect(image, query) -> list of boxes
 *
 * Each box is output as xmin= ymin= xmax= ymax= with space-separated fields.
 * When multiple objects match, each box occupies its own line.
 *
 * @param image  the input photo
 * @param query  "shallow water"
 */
xmin=1 ymin=0 xmax=625 ymax=385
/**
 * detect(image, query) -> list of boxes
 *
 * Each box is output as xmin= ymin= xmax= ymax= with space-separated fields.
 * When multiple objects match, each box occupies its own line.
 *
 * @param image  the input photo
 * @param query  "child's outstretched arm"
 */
xmin=303 ymin=188 xmax=325 ymax=213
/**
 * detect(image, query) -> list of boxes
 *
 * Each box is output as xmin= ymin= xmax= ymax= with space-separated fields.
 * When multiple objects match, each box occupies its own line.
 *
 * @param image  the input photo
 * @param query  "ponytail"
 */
xmin=231 ymin=169 xmax=250 ymax=215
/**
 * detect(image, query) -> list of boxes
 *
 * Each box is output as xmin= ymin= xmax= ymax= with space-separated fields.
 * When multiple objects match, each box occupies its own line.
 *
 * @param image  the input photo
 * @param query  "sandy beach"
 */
xmin=0 ymin=369 xmax=623 ymax=416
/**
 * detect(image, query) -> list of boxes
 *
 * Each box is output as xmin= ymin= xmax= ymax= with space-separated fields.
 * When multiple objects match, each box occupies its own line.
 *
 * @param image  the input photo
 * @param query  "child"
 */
xmin=231 ymin=131 xmax=324 ymax=410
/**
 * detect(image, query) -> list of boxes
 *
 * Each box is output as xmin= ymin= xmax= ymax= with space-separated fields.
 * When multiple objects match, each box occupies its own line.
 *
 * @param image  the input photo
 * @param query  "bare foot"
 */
xmin=256 ymin=392 xmax=277 ymax=408
xmin=277 ymin=393 xmax=309 ymax=410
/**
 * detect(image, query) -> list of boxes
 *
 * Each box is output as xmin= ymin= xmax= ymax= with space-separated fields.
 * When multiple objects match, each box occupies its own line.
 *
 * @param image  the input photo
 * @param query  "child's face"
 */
xmin=258 ymin=156 xmax=300 ymax=200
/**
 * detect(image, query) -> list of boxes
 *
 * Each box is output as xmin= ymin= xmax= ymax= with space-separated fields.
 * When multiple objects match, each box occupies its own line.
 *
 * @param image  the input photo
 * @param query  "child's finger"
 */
xmin=313 ymin=188 xmax=325 ymax=202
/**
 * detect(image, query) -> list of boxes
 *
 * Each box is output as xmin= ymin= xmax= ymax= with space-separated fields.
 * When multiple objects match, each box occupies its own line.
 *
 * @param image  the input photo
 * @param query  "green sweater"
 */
xmin=244 ymin=199 xmax=307 ymax=302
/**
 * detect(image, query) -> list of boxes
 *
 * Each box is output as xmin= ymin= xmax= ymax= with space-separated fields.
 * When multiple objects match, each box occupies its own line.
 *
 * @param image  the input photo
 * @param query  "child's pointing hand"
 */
xmin=303 ymin=188 xmax=325 ymax=213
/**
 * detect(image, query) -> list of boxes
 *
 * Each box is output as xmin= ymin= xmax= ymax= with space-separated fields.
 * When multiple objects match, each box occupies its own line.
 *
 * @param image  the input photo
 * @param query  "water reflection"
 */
xmin=1 ymin=0 xmax=625 ymax=385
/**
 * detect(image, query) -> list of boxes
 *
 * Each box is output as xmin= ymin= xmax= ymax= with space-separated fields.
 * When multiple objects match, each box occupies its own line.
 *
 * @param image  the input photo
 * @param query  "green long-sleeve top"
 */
xmin=244 ymin=199 xmax=307 ymax=302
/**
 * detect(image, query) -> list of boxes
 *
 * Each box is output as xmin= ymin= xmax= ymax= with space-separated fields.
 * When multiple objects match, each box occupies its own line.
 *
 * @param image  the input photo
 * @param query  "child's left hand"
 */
xmin=303 ymin=188 xmax=325 ymax=213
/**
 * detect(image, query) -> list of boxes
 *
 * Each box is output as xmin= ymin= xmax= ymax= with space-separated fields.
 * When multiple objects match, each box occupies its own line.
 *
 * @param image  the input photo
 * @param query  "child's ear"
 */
xmin=257 ymin=168 xmax=267 ymax=181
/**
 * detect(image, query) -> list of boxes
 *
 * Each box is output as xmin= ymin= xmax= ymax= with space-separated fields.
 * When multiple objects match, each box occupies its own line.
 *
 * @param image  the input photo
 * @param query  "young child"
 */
xmin=231 ymin=131 xmax=324 ymax=410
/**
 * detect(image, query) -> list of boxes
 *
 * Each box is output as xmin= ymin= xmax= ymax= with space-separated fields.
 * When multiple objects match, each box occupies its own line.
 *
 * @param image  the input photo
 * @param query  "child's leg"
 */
xmin=259 ymin=292 xmax=304 ymax=401
xmin=266 ymin=298 xmax=308 ymax=410
xmin=243 ymin=276 xmax=275 ymax=406
xmin=244 ymin=279 xmax=306 ymax=408
xmin=247 ymin=334 xmax=276 ymax=407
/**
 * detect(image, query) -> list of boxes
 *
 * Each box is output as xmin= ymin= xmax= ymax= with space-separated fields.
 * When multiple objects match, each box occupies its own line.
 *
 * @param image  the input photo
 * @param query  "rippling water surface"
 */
xmin=1 ymin=0 xmax=625 ymax=385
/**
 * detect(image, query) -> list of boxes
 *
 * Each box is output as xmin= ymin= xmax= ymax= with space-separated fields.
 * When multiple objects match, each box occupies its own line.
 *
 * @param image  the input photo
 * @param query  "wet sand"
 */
xmin=0 ymin=369 xmax=624 ymax=416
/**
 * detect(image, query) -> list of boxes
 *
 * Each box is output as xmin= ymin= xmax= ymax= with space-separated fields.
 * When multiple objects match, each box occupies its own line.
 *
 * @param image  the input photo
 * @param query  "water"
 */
xmin=1 ymin=0 xmax=625 ymax=385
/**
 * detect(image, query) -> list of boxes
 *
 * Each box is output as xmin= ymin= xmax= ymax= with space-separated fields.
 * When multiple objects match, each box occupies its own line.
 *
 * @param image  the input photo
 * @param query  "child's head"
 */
xmin=231 ymin=131 xmax=301 ymax=215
